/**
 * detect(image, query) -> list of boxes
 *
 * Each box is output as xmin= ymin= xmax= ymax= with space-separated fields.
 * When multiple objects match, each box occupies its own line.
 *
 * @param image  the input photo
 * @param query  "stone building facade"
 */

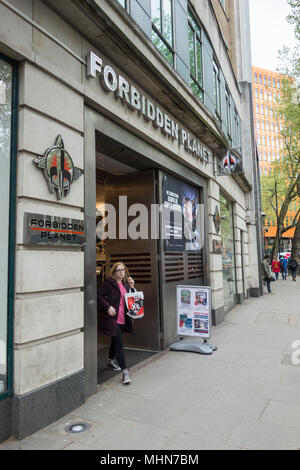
xmin=0 ymin=0 xmax=263 ymax=441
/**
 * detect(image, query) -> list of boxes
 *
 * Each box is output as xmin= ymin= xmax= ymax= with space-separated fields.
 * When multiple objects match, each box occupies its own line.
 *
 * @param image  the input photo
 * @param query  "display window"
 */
xmin=220 ymin=194 xmax=236 ymax=311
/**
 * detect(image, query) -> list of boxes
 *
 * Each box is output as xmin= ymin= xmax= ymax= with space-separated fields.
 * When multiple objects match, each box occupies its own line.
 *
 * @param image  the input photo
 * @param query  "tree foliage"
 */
xmin=260 ymin=1 xmax=300 ymax=258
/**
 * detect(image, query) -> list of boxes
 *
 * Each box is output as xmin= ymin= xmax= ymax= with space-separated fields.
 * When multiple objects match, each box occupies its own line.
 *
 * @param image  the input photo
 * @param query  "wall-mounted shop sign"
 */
xmin=212 ymin=239 xmax=223 ymax=254
xmin=217 ymin=150 xmax=243 ymax=176
xmin=213 ymin=205 xmax=221 ymax=234
xmin=23 ymin=212 xmax=86 ymax=246
xmin=33 ymin=135 xmax=82 ymax=200
xmin=87 ymin=51 xmax=212 ymax=165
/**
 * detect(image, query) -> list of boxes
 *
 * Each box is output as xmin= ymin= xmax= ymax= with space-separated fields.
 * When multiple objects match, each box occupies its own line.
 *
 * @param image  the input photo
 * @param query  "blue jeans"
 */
xmin=265 ymin=276 xmax=275 ymax=293
xmin=281 ymin=268 xmax=287 ymax=280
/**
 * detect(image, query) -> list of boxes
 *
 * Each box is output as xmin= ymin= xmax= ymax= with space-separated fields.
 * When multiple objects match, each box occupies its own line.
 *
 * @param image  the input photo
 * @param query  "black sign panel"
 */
xmin=24 ymin=212 xmax=86 ymax=246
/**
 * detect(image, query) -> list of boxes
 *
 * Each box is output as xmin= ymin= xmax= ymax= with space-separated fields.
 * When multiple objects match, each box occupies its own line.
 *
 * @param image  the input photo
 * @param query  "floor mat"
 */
xmin=97 ymin=347 xmax=157 ymax=385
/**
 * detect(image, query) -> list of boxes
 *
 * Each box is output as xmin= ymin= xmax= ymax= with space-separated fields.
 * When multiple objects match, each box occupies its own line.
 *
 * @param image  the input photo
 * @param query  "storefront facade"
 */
xmin=0 ymin=0 xmax=263 ymax=442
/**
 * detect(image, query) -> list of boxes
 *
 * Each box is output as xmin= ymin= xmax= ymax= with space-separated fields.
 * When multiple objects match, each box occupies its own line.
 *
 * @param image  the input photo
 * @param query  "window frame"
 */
xmin=213 ymin=59 xmax=221 ymax=124
xmin=116 ymin=0 xmax=130 ymax=13
xmin=225 ymin=86 xmax=232 ymax=142
xmin=219 ymin=0 xmax=226 ymax=11
xmin=0 ymin=53 xmax=18 ymax=401
xmin=151 ymin=0 xmax=175 ymax=67
xmin=188 ymin=9 xmax=204 ymax=101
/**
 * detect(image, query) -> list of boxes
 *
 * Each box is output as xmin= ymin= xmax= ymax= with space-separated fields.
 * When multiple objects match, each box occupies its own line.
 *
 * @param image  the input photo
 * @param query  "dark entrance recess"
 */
xmin=95 ymin=133 xmax=161 ymax=385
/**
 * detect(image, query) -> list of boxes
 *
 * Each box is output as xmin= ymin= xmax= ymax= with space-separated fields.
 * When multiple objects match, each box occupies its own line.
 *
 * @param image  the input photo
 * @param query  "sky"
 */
xmin=249 ymin=0 xmax=297 ymax=72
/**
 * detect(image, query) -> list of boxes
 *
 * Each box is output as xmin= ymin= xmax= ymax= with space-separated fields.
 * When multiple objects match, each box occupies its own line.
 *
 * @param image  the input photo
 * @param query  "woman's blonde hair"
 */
xmin=108 ymin=261 xmax=130 ymax=280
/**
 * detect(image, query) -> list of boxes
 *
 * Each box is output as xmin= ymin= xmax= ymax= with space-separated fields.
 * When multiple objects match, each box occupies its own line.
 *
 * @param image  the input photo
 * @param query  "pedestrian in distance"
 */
xmin=279 ymin=256 xmax=288 ymax=280
xmin=262 ymin=255 xmax=275 ymax=294
xmin=288 ymin=255 xmax=298 ymax=282
xmin=98 ymin=262 xmax=136 ymax=385
xmin=271 ymin=257 xmax=281 ymax=280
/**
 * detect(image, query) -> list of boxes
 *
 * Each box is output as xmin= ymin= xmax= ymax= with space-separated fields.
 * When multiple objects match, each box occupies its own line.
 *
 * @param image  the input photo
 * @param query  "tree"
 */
xmin=260 ymin=0 xmax=300 ymax=259
xmin=261 ymin=157 xmax=299 ymax=258
xmin=266 ymin=0 xmax=300 ymax=258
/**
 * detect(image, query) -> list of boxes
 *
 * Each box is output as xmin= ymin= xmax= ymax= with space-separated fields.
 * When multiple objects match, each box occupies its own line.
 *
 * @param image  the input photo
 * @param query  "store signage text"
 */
xmin=24 ymin=213 xmax=86 ymax=246
xmin=87 ymin=51 xmax=212 ymax=164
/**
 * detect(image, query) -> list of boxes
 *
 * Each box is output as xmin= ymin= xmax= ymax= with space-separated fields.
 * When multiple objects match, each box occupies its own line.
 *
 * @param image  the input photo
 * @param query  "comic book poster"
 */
xmin=176 ymin=286 xmax=211 ymax=338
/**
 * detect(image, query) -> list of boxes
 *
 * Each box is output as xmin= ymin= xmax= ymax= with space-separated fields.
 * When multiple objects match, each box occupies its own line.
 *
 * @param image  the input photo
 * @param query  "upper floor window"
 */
xmin=254 ymin=73 xmax=257 ymax=83
xmin=151 ymin=0 xmax=174 ymax=66
xmin=188 ymin=10 xmax=203 ymax=100
xmin=259 ymin=74 xmax=262 ymax=84
xmin=213 ymin=60 xmax=221 ymax=123
xmin=225 ymin=87 xmax=232 ymax=140
xmin=116 ymin=0 xmax=129 ymax=10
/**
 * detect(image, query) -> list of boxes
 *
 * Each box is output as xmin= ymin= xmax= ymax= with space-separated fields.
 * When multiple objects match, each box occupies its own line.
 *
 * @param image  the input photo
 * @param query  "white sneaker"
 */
xmin=122 ymin=369 xmax=131 ymax=385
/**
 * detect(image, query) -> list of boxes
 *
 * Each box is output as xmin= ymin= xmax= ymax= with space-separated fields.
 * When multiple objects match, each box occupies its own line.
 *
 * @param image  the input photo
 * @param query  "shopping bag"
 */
xmin=124 ymin=290 xmax=144 ymax=319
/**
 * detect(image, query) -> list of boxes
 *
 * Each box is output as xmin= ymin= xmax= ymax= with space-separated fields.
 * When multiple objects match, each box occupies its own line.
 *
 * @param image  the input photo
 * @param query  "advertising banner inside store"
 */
xmin=163 ymin=174 xmax=202 ymax=252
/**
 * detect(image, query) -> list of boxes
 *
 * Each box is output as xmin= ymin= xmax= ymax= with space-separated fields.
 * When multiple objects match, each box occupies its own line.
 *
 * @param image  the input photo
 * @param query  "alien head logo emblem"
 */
xmin=34 ymin=135 xmax=82 ymax=200
xmin=213 ymin=205 xmax=221 ymax=234
xmin=222 ymin=152 xmax=237 ymax=174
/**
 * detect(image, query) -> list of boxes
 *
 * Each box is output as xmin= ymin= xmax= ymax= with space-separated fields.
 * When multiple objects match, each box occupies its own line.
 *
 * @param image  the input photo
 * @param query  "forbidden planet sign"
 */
xmin=23 ymin=212 xmax=86 ymax=246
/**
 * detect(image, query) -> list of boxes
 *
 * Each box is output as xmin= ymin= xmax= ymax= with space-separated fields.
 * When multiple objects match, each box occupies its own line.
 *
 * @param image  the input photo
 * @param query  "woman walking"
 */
xmin=98 ymin=262 xmax=135 ymax=384
xmin=288 ymin=256 xmax=298 ymax=282
xmin=271 ymin=257 xmax=281 ymax=280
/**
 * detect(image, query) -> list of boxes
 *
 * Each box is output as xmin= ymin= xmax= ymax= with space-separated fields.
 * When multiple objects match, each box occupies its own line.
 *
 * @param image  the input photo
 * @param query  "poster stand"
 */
xmin=170 ymin=285 xmax=217 ymax=355
xmin=170 ymin=337 xmax=217 ymax=355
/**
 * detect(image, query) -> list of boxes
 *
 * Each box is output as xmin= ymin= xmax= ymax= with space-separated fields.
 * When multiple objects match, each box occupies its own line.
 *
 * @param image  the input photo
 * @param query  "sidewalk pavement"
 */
xmin=1 ymin=276 xmax=300 ymax=451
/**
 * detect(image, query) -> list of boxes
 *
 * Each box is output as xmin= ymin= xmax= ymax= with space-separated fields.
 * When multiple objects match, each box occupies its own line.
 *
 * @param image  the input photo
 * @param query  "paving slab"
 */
xmin=1 ymin=277 xmax=300 ymax=450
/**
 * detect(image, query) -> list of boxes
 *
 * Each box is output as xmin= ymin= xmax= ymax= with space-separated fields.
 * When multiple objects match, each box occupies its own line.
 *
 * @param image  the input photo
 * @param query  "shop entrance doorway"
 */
xmin=95 ymin=140 xmax=161 ymax=385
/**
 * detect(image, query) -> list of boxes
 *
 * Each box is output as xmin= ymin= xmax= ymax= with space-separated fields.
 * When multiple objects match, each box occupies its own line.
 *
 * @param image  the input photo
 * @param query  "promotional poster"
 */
xmin=163 ymin=174 xmax=202 ymax=251
xmin=176 ymin=285 xmax=211 ymax=338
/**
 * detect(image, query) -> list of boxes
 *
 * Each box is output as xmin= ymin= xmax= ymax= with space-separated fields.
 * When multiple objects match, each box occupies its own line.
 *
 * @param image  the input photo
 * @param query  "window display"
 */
xmin=220 ymin=194 xmax=236 ymax=311
xmin=0 ymin=57 xmax=13 ymax=394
